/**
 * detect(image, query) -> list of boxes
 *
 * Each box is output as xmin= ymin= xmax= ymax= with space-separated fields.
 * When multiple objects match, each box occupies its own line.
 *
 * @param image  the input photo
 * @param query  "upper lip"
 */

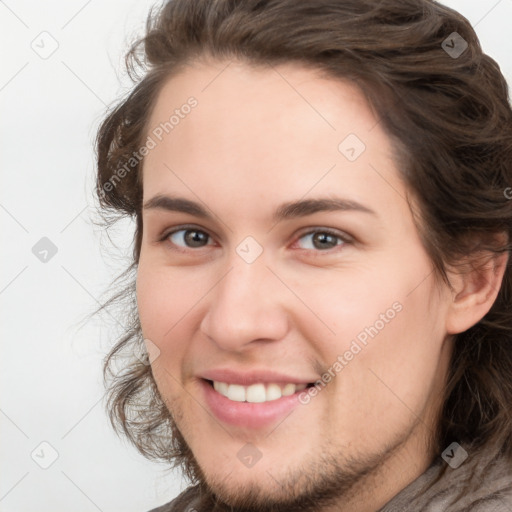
xmin=200 ymin=368 xmax=315 ymax=386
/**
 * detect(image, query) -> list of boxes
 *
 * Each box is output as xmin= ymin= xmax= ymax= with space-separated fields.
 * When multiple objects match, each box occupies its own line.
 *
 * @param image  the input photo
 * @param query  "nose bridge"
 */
xmin=200 ymin=250 xmax=289 ymax=349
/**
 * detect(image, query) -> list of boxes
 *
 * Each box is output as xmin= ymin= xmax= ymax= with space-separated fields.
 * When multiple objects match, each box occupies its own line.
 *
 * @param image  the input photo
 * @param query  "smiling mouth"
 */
xmin=205 ymin=379 xmax=315 ymax=403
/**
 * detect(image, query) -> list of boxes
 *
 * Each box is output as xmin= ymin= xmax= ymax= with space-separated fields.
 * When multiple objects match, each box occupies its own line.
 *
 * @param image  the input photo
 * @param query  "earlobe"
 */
xmin=445 ymin=250 xmax=509 ymax=335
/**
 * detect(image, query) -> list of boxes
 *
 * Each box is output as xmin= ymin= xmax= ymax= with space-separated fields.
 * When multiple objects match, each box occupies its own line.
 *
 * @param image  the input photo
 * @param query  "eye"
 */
xmin=158 ymin=226 xmax=350 ymax=254
xmin=295 ymin=229 xmax=349 ymax=251
xmin=165 ymin=227 xmax=213 ymax=249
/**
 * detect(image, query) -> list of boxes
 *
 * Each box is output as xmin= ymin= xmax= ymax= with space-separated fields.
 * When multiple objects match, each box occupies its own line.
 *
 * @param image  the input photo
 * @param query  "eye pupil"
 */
xmin=185 ymin=230 xmax=208 ymax=247
xmin=313 ymin=232 xmax=338 ymax=249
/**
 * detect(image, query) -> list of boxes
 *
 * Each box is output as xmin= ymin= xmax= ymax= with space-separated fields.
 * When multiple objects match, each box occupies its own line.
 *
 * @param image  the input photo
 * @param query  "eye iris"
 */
xmin=313 ymin=232 xmax=338 ymax=250
xmin=185 ymin=230 xmax=208 ymax=247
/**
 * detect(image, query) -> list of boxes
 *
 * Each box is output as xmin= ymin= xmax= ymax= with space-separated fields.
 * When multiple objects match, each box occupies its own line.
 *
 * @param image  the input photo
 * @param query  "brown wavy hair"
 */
xmin=94 ymin=0 xmax=512 ymax=487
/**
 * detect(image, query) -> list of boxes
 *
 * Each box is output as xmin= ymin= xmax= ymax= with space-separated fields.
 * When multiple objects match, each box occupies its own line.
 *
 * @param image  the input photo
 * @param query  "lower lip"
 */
xmin=200 ymin=379 xmax=307 ymax=429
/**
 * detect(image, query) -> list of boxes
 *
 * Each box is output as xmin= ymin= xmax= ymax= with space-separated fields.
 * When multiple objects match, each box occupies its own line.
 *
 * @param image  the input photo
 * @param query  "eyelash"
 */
xmin=158 ymin=224 xmax=352 ymax=255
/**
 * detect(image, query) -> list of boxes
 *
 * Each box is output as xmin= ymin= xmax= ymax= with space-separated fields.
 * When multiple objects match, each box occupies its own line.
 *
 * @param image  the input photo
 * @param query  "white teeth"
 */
xmin=213 ymin=381 xmax=229 ymax=396
xmin=282 ymin=383 xmax=297 ymax=396
xmin=212 ymin=381 xmax=308 ymax=403
xmin=246 ymin=383 xmax=266 ymax=403
xmin=227 ymin=384 xmax=246 ymax=402
xmin=265 ymin=383 xmax=282 ymax=401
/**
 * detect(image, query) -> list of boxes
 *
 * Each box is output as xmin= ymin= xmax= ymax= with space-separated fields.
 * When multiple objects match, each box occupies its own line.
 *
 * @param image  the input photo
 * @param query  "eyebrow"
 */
xmin=143 ymin=195 xmax=377 ymax=222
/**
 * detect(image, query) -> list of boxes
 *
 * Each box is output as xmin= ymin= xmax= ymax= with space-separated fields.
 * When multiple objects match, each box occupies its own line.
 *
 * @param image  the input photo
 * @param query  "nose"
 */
xmin=199 ymin=255 xmax=290 ymax=352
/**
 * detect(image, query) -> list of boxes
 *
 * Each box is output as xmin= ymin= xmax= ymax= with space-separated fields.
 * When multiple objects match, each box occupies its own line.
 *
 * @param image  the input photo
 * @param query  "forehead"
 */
xmin=142 ymin=60 xmax=408 ymax=225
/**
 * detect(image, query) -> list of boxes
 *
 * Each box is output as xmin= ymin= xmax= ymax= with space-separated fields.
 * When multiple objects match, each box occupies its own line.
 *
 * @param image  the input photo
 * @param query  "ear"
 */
xmin=445 ymin=248 xmax=509 ymax=335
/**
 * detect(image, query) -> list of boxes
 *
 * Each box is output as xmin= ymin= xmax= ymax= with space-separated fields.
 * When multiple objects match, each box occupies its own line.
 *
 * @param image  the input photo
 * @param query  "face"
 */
xmin=136 ymin=60 xmax=454 ymax=512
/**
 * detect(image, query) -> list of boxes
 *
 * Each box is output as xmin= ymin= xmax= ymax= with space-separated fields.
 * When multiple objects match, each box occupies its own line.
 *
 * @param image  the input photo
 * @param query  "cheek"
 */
xmin=136 ymin=264 xmax=206 ymax=340
xmin=327 ymin=299 xmax=445 ymax=450
xmin=135 ymin=265 xmax=210 ymax=389
xmin=314 ymin=271 xmax=445 ymax=445
xmin=291 ymin=248 xmax=445 ymax=399
xmin=282 ymin=259 xmax=430 ymax=355
xmin=302 ymin=243 xmax=441 ymax=353
xmin=136 ymin=265 xmax=204 ymax=402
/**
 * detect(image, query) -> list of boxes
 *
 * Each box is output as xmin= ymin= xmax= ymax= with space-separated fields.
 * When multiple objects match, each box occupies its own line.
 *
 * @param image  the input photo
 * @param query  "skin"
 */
xmin=135 ymin=59 xmax=506 ymax=512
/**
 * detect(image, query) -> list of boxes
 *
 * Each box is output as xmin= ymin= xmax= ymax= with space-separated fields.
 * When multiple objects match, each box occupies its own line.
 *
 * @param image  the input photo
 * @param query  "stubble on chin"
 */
xmin=165 ymin=411 xmax=404 ymax=512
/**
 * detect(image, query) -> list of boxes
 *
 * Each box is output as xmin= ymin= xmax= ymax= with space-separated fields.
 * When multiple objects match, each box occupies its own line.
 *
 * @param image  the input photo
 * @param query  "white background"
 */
xmin=1 ymin=1 xmax=511 ymax=511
